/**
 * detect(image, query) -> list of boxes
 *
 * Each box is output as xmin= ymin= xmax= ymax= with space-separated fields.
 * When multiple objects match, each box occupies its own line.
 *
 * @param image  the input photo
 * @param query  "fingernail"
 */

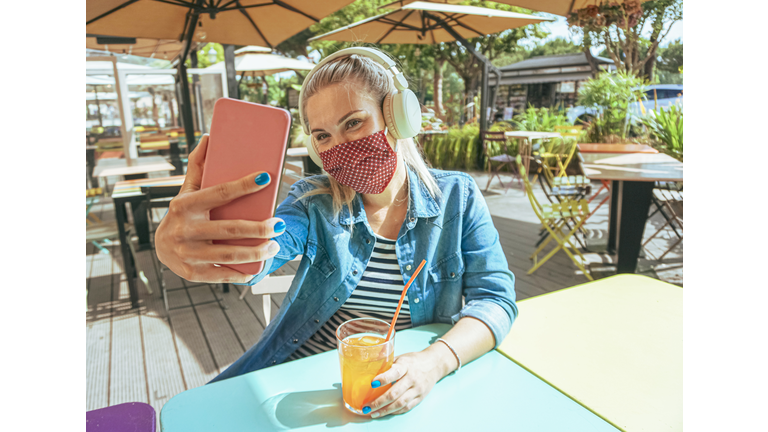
xmin=268 ymin=241 xmax=280 ymax=254
xmin=363 ymin=406 xmax=371 ymax=415
xmin=371 ymin=412 xmax=380 ymax=418
xmin=371 ymin=380 xmax=381 ymax=389
xmin=273 ymin=221 xmax=286 ymax=233
xmin=255 ymin=173 xmax=270 ymax=185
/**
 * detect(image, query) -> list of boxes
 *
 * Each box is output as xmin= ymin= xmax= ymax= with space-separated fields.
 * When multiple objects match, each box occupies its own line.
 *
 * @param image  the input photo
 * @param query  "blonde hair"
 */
xmin=299 ymin=52 xmax=441 ymax=219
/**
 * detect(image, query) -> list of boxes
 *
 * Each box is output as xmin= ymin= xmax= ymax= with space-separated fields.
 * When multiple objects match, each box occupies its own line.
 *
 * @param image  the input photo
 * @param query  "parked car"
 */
xmin=566 ymin=84 xmax=683 ymax=125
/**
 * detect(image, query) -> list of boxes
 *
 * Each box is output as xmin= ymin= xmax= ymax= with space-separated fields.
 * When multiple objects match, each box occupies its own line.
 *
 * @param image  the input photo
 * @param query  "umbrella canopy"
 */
xmin=308 ymin=1 xmax=550 ymax=44
xmin=204 ymin=52 xmax=315 ymax=77
xmin=379 ymin=0 xmax=653 ymax=17
xmin=86 ymin=36 xmax=186 ymax=61
xmin=86 ymin=0 xmax=357 ymax=48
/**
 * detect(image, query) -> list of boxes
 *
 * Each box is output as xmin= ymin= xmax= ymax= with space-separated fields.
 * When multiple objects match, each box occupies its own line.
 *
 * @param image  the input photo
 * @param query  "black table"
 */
xmin=111 ymin=176 xmax=185 ymax=308
xmin=582 ymin=153 xmax=683 ymax=273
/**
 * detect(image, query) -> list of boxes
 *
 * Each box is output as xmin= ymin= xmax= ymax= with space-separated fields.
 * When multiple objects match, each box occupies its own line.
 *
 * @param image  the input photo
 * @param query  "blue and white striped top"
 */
xmin=288 ymin=234 xmax=411 ymax=360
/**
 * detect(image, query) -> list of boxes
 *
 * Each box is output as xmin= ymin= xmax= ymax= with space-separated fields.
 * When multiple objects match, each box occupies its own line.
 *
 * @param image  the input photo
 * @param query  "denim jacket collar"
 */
xmin=337 ymin=165 xmax=441 ymax=227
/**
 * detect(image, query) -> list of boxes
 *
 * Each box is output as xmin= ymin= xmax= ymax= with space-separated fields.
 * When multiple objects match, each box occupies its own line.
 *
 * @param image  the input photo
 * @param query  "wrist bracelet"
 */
xmin=436 ymin=338 xmax=461 ymax=373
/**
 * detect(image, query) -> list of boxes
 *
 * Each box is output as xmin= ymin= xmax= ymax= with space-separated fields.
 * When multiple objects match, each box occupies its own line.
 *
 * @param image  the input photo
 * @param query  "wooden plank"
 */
xmin=218 ymin=288 xmax=265 ymax=350
xmin=194 ymin=300 xmax=245 ymax=373
xmin=188 ymin=284 xmax=217 ymax=305
xmin=166 ymin=288 xmax=192 ymax=309
xmin=86 ymin=249 xmax=115 ymax=411
xmin=109 ymin=279 xmax=148 ymax=405
xmin=135 ymin=251 xmax=187 ymax=424
xmin=168 ymin=306 xmax=219 ymax=389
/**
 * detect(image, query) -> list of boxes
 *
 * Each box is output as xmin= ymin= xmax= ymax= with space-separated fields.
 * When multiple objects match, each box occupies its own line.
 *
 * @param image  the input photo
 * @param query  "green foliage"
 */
xmin=511 ymin=105 xmax=573 ymax=132
xmin=420 ymin=124 xmax=483 ymax=171
xmin=654 ymin=39 xmax=683 ymax=84
xmin=183 ymin=43 xmax=224 ymax=68
xmin=568 ymin=0 xmax=683 ymax=78
xmin=577 ymin=71 xmax=647 ymax=142
xmin=657 ymin=39 xmax=683 ymax=73
xmin=640 ymin=104 xmax=683 ymax=161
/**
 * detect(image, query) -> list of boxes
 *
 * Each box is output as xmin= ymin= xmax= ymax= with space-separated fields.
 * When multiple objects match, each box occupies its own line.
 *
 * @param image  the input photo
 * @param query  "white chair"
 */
xmin=239 ymin=256 xmax=301 ymax=325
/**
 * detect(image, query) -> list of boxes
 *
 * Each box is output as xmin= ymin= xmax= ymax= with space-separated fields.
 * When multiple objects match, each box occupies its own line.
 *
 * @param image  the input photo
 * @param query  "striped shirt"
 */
xmin=288 ymin=234 xmax=411 ymax=360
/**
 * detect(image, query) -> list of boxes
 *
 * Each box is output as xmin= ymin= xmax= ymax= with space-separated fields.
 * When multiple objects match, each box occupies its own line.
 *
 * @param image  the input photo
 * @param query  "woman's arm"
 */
xmin=366 ymin=317 xmax=493 ymax=418
xmin=366 ymin=176 xmax=516 ymax=418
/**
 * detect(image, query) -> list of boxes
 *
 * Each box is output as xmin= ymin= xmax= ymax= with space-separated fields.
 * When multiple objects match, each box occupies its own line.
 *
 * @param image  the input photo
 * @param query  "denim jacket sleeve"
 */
xmin=236 ymin=181 xmax=312 ymax=286
xmin=451 ymin=176 xmax=518 ymax=348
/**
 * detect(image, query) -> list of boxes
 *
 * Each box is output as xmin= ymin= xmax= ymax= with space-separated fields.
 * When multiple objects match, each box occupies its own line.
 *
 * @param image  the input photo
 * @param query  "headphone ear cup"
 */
xmin=389 ymin=89 xmax=422 ymax=140
xmin=382 ymin=91 xmax=399 ymax=139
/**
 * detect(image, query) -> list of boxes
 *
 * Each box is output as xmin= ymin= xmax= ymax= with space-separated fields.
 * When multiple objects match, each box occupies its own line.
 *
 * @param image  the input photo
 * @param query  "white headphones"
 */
xmin=298 ymin=47 xmax=422 ymax=169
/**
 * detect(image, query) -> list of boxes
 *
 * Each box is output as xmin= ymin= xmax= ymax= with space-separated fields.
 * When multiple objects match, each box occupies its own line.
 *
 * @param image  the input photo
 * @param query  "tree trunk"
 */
xmin=642 ymin=43 xmax=657 ymax=82
xmin=583 ymin=43 xmax=600 ymax=77
xmin=164 ymin=93 xmax=177 ymax=128
xmin=433 ymin=59 xmax=445 ymax=120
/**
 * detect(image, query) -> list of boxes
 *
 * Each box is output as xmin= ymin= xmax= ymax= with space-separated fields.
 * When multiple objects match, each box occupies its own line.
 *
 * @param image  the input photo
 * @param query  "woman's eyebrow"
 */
xmin=337 ymin=110 xmax=364 ymax=125
xmin=310 ymin=110 xmax=365 ymax=134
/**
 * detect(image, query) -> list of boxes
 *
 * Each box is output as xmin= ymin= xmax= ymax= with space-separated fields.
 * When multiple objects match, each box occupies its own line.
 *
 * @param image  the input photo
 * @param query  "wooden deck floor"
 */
xmin=85 ymin=168 xmax=682 ymax=426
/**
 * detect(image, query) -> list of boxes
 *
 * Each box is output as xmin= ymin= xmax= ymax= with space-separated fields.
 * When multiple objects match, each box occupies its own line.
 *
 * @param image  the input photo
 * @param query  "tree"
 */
xmin=657 ymin=39 xmax=682 ymax=73
xmin=568 ymin=0 xmax=683 ymax=80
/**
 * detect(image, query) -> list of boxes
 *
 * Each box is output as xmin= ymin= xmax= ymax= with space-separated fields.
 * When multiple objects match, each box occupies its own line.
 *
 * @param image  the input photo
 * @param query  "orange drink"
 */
xmin=336 ymin=318 xmax=395 ymax=415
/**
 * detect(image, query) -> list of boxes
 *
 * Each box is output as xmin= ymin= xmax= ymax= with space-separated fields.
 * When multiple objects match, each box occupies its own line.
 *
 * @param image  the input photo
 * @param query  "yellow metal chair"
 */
xmin=517 ymin=155 xmax=593 ymax=281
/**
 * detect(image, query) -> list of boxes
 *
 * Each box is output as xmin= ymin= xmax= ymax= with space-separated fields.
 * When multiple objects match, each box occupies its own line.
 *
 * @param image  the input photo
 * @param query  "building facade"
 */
xmin=490 ymin=53 xmax=616 ymax=121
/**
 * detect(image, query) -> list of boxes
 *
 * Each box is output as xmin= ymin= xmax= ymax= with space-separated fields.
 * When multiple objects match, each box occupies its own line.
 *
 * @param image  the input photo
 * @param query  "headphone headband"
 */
xmin=298 ymin=47 xmax=409 ymax=136
xmin=299 ymin=47 xmax=419 ymax=169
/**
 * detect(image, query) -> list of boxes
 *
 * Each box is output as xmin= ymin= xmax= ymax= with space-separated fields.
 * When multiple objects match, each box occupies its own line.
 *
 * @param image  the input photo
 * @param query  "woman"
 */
xmin=155 ymin=47 xmax=516 ymax=418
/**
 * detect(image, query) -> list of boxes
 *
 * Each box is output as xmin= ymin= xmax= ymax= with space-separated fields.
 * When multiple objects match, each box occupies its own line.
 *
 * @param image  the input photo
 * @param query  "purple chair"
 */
xmin=86 ymin=402 xmax=156 ymax=432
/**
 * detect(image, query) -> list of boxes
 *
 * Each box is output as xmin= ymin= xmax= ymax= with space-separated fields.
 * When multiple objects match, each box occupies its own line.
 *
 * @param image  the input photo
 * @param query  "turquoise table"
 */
xmin=160 ymin=324 xmax=618 ymax=431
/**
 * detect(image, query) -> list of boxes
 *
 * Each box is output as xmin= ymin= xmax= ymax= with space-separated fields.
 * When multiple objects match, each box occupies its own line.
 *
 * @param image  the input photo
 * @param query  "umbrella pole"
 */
xmin=178 ymin=64 xmax=197 ymax=153
xmin=178 ymin=5 xmax=202 ymax=154
xmin=429 ymin=14 xmax=502 ymax=132
xmin=224 ymin=44 xmax=239 ymax=99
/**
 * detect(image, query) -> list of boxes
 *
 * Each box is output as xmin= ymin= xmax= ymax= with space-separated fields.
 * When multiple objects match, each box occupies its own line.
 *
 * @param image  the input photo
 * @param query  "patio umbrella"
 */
xmin=86 ymin=0 xmax=357 ymax=49
xmin=309 ymin=1 xmax=548 ymax=45
xmin=204 ymin=48 xmax=315 ymax=78
xmin=308 ymin=1 xmax=551 ymax=131
xmin=86 ymin=35 xmax=186 ymax=61
xmin=379 ymin=0 xmax=653 ymax=17
xmin=87 ymin=0 xmax=357 ymax=154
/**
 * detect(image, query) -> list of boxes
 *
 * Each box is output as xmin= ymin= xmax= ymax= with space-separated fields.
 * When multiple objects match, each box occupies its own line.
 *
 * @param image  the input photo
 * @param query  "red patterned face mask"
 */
xmin=318 ymin=129 xmax=397 ymax=194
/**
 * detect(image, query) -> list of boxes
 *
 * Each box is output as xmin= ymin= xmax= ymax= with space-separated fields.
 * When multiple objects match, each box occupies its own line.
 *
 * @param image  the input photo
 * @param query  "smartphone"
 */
xmin=200 ymin=98 xmax=291 ymax=276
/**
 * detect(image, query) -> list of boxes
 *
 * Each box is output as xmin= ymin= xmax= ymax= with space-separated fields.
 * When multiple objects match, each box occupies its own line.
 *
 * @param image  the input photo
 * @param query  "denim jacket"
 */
xmin=210 ymin=167 xmax=517 ymax=383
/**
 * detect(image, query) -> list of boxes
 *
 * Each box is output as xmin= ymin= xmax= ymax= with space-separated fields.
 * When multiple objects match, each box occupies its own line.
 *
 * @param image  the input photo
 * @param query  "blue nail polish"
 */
xmin=363 ymin=406 xmax=371 ymax=415
xmin=273 ymin=221 xmax=286 ymax=233
xmin=255 ymin=173 xmax=270 ymax=185
xmin=371 ymin=380 xmax=381 ymax=389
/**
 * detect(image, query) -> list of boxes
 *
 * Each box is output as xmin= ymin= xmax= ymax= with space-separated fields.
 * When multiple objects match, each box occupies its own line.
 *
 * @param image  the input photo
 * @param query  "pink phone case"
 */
xmin=200 ymin=98 xmax=291 ymax=276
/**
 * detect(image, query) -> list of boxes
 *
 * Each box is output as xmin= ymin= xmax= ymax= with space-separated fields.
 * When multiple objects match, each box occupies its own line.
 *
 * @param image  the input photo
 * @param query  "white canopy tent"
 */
xmin=204 ymin=48 xmax=315 ymax=78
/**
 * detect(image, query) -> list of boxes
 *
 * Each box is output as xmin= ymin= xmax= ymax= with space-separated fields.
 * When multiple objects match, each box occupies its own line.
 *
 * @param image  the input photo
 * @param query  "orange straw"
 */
xmin=362 ymin=259 xmax=428 ymax=409
xmin=385 ymin=259 xmax=427 ymax=341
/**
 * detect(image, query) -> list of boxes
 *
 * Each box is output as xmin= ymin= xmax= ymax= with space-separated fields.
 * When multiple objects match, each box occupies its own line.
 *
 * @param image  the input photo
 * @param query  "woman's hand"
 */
xmin=155 ymin=134 xmax=284 ymax=284
xmin=365 ymin=343 xmax=457 ymax=418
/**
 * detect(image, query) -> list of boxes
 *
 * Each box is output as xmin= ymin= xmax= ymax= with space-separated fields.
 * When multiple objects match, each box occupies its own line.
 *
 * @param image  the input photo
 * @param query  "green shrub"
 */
xmin=511 ymin=105 xmax=573 ymax=132
xmin=577 ymin=71 xmax=647 ymax=142
xmin=640 ymin=104 xmax=683 ymax=161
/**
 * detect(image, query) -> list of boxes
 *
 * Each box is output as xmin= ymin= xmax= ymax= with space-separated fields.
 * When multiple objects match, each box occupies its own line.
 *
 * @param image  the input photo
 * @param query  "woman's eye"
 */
xmin=347 ymin=119 xmax=361 ymax=129
xmin=316 ymin=133 xmax=329 ymax=141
